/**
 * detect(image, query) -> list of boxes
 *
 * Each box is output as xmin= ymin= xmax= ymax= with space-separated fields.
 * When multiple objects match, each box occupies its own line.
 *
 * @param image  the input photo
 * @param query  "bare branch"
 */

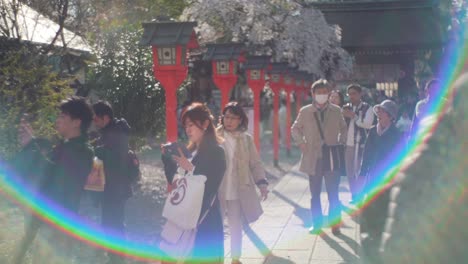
xmin=41 ymin=0 xmax=69 ymax=54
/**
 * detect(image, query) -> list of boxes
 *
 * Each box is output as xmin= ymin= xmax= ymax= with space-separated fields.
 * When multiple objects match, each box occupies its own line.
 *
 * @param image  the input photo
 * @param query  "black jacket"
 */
xmin=360 ymin=124 xmax=403 ymax=186
xmin=8 ymin=136 xmax=93 ymax=215
xmin=162 ymin=140 xmax=226 ymax=261
xmin=46 ymin=135 xmax=94 ymax=212
xmin=95 ymin=118 xmax=132 ymax=199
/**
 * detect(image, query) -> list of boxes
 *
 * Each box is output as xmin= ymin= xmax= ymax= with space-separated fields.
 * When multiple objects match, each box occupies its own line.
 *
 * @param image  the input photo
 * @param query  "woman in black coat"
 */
xmin=162 ymin=102 xmax=226 ymax=264
xmin=358 ymin=100 xmax=403 ymax=264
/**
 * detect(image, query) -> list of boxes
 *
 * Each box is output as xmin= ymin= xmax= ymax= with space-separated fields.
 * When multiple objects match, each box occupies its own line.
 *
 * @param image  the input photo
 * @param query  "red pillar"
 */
xmin=285 ymin=90 xmax=292 ymax=156
xmin=151 ymin=47 xmax=189 ymax=142
xmin=296 ymin=90 xmax=302 ymax=114
xmin=212 ymin=61 xmax=238 ymax=111
xmin=269 ymin=84 xmax=281 ymax=166
xmin=164 ymin=87 xmax=178 ymax=142
xmin=154 ymin=73 xmax=185 ymax=142
xmin=247 ymin=71 xmax=266 ymax=152
xmin=252 ymin=89 xmax=262 ymax=150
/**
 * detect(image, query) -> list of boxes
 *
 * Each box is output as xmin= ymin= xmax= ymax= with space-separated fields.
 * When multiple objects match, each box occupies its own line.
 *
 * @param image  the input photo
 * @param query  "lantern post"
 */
xmin=203 ymin=43 xmax=243 ymax=110
xmin=139 ymin=21 xmax=198 ymax=142
xmin=245 ymin=56 xmax=271 ymax=151
xmin=268 ymin=63 xmax=289 ymax=166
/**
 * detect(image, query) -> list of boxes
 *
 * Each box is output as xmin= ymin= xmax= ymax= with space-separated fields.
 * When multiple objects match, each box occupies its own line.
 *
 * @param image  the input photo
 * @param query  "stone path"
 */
xmin=223 ymin=168 xmax=361 ymax=264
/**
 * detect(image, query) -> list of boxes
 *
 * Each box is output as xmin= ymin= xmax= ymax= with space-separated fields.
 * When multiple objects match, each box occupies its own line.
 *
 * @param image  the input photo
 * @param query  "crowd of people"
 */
xmin=3 ymin=72 xmax=459 ymax=264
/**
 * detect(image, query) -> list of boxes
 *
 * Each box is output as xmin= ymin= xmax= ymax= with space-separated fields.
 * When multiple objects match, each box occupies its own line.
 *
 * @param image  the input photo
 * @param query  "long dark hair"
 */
xmin=181 ymin=102 xmax=223 ymax=151
xmin=330 ymin=90 xmax=345 ymax=107
xmin=221 ymin=101 xmax=248 ymax=132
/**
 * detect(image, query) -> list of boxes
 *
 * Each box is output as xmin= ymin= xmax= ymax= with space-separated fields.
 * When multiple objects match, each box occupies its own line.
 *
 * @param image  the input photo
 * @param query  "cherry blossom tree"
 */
xmin=182 ymin=0 xmax=353 ymax=79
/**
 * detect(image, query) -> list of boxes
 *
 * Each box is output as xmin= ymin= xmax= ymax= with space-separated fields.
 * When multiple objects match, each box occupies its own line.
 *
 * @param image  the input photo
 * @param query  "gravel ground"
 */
xmin=0 ymin=143 xmax=300 ymax=264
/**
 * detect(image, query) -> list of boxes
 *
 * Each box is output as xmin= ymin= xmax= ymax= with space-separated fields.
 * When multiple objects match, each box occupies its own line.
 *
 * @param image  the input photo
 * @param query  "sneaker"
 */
xmin=331 ymin=226 xmax=341 ymax=236
xmin=308 ymin=225 xmax=323 ymax=235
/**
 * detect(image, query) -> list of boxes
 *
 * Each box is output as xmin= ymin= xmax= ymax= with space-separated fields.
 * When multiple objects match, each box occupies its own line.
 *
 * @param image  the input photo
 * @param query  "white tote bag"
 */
xmin=162 ymin=173 xmax=207 ymax=229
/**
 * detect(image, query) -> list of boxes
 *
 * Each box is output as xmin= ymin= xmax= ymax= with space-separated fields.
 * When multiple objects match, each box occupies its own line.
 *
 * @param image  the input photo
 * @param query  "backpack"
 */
xmin=127 ymin=150 xmax=141 ymax=184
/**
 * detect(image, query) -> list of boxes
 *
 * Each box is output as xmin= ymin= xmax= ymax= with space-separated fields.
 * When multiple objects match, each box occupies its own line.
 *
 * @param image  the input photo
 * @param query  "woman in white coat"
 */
xmin=217 ymin=102 xmax=269 ymax=264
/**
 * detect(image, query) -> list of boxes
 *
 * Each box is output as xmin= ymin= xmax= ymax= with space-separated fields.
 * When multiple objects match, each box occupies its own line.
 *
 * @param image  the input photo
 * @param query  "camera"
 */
xmin=162 ymin=142 xmax=192 ymax=159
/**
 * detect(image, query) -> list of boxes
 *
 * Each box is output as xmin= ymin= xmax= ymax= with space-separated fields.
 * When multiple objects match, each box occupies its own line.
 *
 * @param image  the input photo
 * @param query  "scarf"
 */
xmin=232 ymin=132 xmax=251 ymax=186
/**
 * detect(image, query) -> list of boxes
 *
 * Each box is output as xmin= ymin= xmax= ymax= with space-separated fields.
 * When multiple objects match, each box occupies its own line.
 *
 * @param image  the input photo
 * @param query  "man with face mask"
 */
xmin=291 ymin=79 xmax=347 ymax=235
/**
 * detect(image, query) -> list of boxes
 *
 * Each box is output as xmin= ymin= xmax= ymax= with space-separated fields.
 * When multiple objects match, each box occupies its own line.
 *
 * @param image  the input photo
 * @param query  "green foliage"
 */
xmin=0 ymin=41 xmax=72 ymax=160
xmin=86 ymin=23 xmax=166 ymax=141
xmin=82 ymin=0 xmax=188 ymax=145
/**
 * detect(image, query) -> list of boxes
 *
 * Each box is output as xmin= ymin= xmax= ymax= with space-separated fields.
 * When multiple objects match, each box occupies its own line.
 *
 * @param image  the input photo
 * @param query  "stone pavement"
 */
xmin=223 ymin=167 xmax=361 ymax=264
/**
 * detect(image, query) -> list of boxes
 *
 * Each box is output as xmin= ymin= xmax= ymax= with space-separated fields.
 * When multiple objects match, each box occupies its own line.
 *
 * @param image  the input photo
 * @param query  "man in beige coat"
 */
xmin=291 ymin=79 xmax=347 ymax=235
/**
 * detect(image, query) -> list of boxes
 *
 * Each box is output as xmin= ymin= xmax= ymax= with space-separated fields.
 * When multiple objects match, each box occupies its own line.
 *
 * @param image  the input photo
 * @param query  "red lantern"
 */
xmin=140 ymin=21 xmax=199 ymax=142
xmin=204 ymin=43 xmax=243 ymax=110
xmin=268 ymin=63 xmax=289 ymax=166
xmin=245 ymin=56 xmax=271 ymax=151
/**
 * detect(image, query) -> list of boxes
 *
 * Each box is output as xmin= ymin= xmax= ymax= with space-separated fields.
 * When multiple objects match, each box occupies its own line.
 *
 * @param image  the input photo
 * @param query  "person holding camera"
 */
xmin=12 ymin=96 xmax=94 ymax=264
xmin=161 ymin=102 xmax=226 ymax=263
xmin=217 ymin=102 xmax=268 ymax=264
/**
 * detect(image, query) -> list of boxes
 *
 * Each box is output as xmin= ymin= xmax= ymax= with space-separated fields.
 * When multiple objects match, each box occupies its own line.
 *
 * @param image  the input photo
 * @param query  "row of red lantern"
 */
xmin=139 ymin=21 xmax=314 ymax=162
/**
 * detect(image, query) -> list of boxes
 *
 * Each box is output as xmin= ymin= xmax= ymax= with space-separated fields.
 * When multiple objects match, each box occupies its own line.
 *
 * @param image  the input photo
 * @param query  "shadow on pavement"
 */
xmin=263 ymin=254 xmax=295 ymax=264
xmin=272 ymin=190 xmax=311 ymax=227
xmin=341 ymin=204 xmax=360 ymax=225
xmin=337 ymin=232 xmax=361 ymax=255
xmin=320 ymin=233 xmax=360 ymax=263
xmin=243 ymin=222 xmax=272 ymax=257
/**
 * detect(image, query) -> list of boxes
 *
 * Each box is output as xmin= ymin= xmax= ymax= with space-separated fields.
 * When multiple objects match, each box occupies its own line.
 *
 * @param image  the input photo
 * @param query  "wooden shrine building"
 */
xmin=309 ymin=0 xmax=447 ymax=98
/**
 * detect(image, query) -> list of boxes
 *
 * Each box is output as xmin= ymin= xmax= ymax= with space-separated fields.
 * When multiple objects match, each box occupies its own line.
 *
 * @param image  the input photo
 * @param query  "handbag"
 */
xmin=162 ymin=173 xmax=207 ymax=230
xmin=159 ymin=196 xmax=216 ymax=263
xmin=159 ymin=221 xmax=197 ymax=263
xmin=238 ymin=186 xmax=263 ymax=223
xmin=314 ymin=112 xmax=346 ymax=174
xmin=84 ymin=157 xmax=105 ymax=192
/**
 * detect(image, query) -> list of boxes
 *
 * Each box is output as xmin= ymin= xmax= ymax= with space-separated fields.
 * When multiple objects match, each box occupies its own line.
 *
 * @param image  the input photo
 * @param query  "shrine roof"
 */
xmin=308 ymin=0 xmax=446 ymax=50
xmin=140 ymin=21 xmax=198 ymax=47
xmin=202 ymin=43 xmax=243 ymax=61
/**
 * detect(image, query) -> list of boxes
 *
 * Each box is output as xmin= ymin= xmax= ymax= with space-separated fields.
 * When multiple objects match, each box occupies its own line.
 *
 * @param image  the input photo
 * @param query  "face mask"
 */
xmin=315 ymin=94 xmax=328 ymax=104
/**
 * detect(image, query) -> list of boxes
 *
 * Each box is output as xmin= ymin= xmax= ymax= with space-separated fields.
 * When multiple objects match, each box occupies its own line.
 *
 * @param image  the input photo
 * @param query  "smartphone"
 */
xmin=162 ymin=142 xmax=192 ymax=159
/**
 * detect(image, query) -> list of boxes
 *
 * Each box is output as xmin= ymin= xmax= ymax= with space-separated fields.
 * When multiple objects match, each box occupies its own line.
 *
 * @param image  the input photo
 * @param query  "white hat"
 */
xmin=373 ymin=100 xmax=398 ymax=120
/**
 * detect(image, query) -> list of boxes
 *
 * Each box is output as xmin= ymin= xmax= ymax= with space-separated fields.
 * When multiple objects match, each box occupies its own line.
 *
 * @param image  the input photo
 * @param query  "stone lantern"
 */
xmin=140 ymin=21 xmax=198 ymax=142
xmin=245 ymin=56 xmax=271 ymax=151
xmin=203 ymin=43 xmax=243 ymax=109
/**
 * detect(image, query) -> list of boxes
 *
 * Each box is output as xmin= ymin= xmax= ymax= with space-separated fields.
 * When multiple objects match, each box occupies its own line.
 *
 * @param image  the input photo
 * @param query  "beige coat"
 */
xmin=217 ymin=129 xmax=266 ymax=223
xmin=291 ymin=103 xmax=347 ymax=175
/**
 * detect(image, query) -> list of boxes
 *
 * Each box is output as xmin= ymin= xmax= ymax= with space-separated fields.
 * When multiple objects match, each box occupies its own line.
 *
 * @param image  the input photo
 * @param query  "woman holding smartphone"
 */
xmin=161 ymin=102 xmax=226 ymax=264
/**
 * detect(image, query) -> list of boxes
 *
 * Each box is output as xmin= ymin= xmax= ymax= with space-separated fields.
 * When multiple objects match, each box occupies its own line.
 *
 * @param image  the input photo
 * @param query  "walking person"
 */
xmin=358 ymin=100 xmax=403 ymax=264
xmin=162 ymin=102 xmax=226 ymax=263
xmin=12 ymin=96 xmax=94 ymax=264
xmin=92 ymin=101 xmax=133 ymax=264
xmin=217 ymin=102 xmax=269 ymax=264
xmin=291 ymin=79 xmax=347 ymax=235
xmin=342 ymin=84 xmax=374 ymax=203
